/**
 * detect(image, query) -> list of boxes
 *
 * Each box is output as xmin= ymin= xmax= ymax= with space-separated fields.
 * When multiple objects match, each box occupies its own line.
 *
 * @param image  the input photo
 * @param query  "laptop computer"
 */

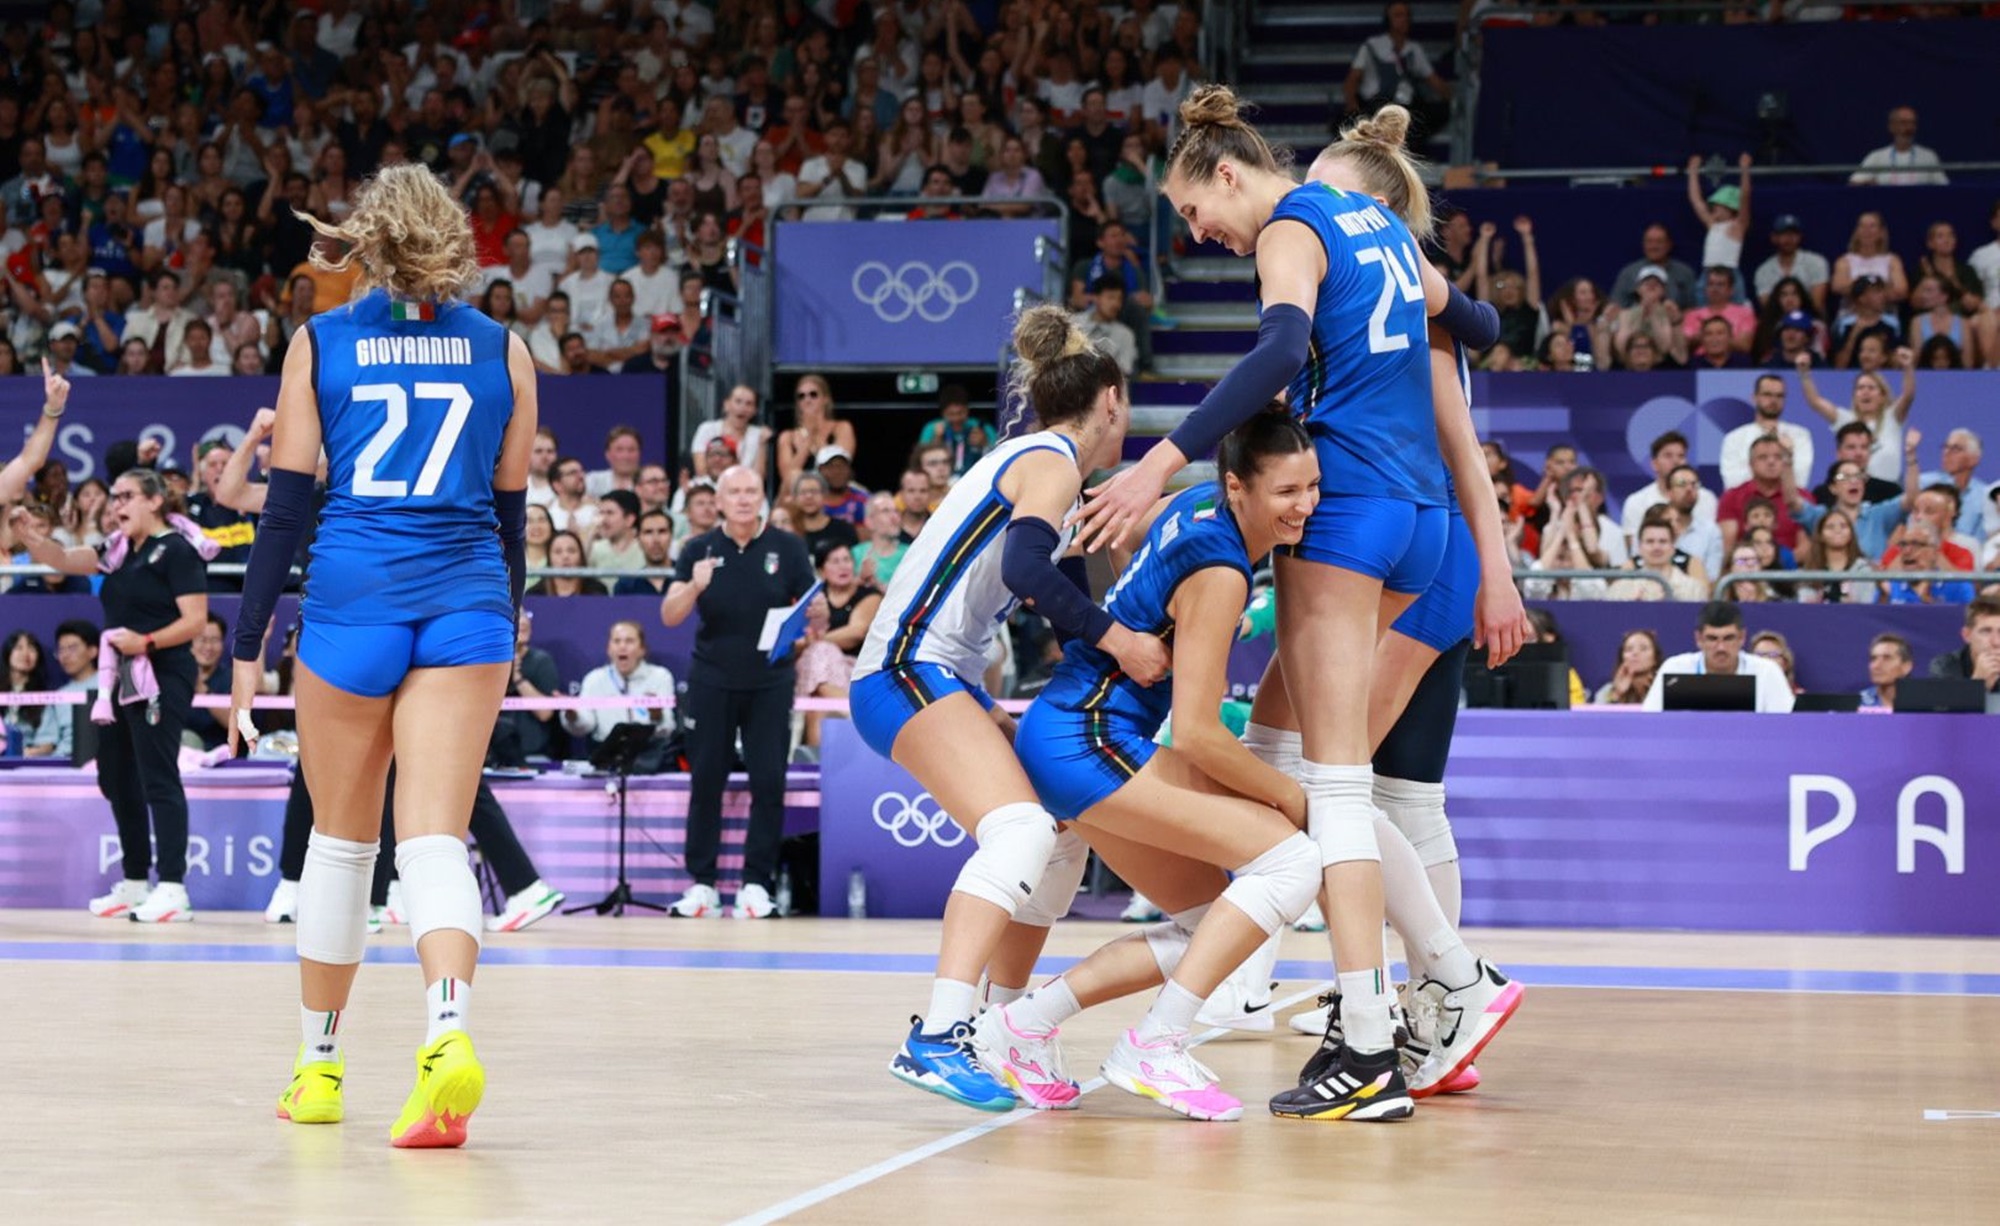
xmin=1891 ymin=678 xmax=1988 ymax=714
xmin=1660 ymin=673 xmax=1757 ymax=712
xmin=1463 ymin=641 xmax=1573 ymax=710
xmin=1793 ymin=692 xmax=1862 ymax=713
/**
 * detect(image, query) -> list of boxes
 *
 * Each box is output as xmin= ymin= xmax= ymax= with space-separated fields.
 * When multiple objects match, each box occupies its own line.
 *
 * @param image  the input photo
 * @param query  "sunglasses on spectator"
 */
xmin=796 ymin=389 xmax=824 ymax=400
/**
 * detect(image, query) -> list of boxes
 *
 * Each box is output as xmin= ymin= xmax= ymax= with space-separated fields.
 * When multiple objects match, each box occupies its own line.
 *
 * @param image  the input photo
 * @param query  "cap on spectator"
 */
xmin=195 ymin=440 xmax=229 ymax=462
xmin=689 ymin=476 xmax=718 ymax=494
xmin=158 ymin=456 xmax=185 ymax=474
xmin=1706 ymin=186 xmax=1741 ymax=211
xmin=572 ymin=234 xmax=599 ymax=253
xmin=1636 ymin=264 xmax=1668 ymax=285
xmin=48 ymin=321 xmax=80 ymax=341
xmin=449 ymin=132 xmax=479 ymax=150
xmin=649 ymin=312 xmax=681 ymax=333
xmin=1779 ymin=311 xmax=1814 ymax=334
xmin=816 ymin=445 xmax=853 ymax=467
xmin=85 ymin=265 xmax=107 ymax=280
xmin=1771 ymin=213 xmax=1803 ymax=234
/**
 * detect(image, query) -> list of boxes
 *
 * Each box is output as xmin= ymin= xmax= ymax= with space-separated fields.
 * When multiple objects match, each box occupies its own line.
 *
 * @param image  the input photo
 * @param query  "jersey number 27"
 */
xmin=1355 ymin=244 xmax=1426 ymax=354
xmin=351 ymin=381 xmax=474 ymax=497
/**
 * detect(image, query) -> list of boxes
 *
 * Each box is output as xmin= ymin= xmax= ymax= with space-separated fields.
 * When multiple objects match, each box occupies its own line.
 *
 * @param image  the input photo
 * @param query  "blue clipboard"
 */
xmin=765 ymin=581 xmax=825 ymax=664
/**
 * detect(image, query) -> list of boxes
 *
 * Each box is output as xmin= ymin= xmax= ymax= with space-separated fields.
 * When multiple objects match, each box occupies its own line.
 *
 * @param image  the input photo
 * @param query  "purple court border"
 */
xmin=2 ymin=940 xmax=1996 ymax=997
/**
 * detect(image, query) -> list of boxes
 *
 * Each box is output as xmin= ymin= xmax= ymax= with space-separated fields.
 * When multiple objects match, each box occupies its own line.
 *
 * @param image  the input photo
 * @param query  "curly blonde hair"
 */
xmin=299 ymin=162 xmax=481 ymax=302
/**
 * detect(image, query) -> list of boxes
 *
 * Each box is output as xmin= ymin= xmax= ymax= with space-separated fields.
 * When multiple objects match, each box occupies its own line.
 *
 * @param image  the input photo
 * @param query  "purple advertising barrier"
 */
xmin=0 ymin=765 xmax=818 ymax=911
xmin=2 ymin=374 xmax=668 ymax=482
xmin=817 ymin=710 xmax=1998 ymax=935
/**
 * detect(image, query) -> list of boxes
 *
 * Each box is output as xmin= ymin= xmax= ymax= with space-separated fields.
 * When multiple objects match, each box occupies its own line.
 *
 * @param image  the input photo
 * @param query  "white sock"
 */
xmin=922 ymin=978 xmax=979 ymax=1034
xmin=1428 ymin=861 xmax=1463 ymax=928
xmin=425 ymin=978 xmax=471 ymax=1044
xmin=1376 ymin=816 xmax=1476 ymax=986
xmin=985 ymin=981 xmax=1029 ymax=1007
xmin=1337 ymin=968 xmax=1397 ymax=1055
xmin=1136 ymin=979 xmax=1205 ymax=1042
xmin=1006 ymin=977 xmax=1081 ymax=1034
xmin=300 ymin=1005 xmax=341 ymax=1064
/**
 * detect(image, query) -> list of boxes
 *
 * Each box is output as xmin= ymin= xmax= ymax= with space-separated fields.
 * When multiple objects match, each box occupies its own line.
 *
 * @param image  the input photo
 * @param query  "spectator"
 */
xmin=1654 ymin=468 xmax=1725 ymax=579
xmin=1748 ymin=631 xmax=1801 ymax=694
xmin=1684 ymin=267 xmax=1756 ymax=353
xmin=1719 ymin=435 xmax=1814 ymax=557
xmin=623 ymin=230 xmax=677 ymax=318
xmin=558 ymin=234 xmax=613 ymax=331
xmin=28 ymin=619 xmax=102 ymax=760
xmin=1607 ymin=511 xmax=1710 ymax=602
xmin=1761 ymin=300 xmax=1827 ymax=370
xmin=913 ymin=440 xmax=956 ymax=496
xmin=1796 ymin=353 xmax=1917 ymax=485
xmin=815 ymin=448 xmax=870 ymax=524
xmin=672 ymin=479 xmax=720 ymax=557
xmin=168 ymin=319 xmax=228 ymax=377
xmin=1970 ymin=201 xmax=2000 ymax=312
xmin=1719 ymin=542 xmax=1774 ymax=604
xmin=1831 ymin=212 xmax=1910 ymax=308
xmin=907 ymin=165 xmax=966 ymax=220
xmin=1886 ymin=483 xmax=1979 ymax=570
xmin=796 ymin=120 xmax=867 ymax=221
xmin=853 ymin=491 xmax=909 ymax=588
xmin=612 ymin=510 xmax=677 ymax=597
xmin=1611 ymin=224 xmax=1698 ymax=309
xmin=1917 ymin=429 xmax=1991 ymax=539
xmin=1690 ymin=316 xmax=1751 ymax=371
xmin=982 ymin=135 xmax=1049 ymax=218
xmin=585 ymin=279 xmax=650 ymax=373
xmin=1612 ymin=266 xmax=1688 ymax=368
xmin=684 ymin=138 xmax=738 ymax=222
xmin=1797 ymin=507 xmax=1880 ymax=605
xmin=1860 ymin=633 xmax=1914 ymax=707
xmin=1798 ymin=447 xmax=1918 ymax=564
xmin=1908 ymin=274 xmax=1980 ymax=369
xmin=2 ymin=629 xmax=48 ymax=751
xmin=1720 ymin=376 xmax=1815 ymax=490
xmin=586 ymin=427 xmax=644 ymax=499
xmin=179 ymin=613 xmax=231 ymax=752
xmin=1685 ymin=155 xmax=1753 ymax=286
xmin=619 ymin=313 xmax=683 ymax=379
xmin=1075 ymin=274 xmax=1139 ymax=376
xmin=496 ymin=612 xmax=562 ymax=764
xmin=691 ymin=384 xmax=771 ymax=482
xmin=186 ymin=440 xmax=257 ymax=593
xmin=561 ymin=331 xmax=613 ymax=375
xmin=1343 ymin=1 xmax=1451 ymax=139
xmin=1830 ymin=278 xmax=1902 ymax=368
xmin=790 ymin=471 xmax=860 ymax=561
xmin=776 ymin=374 xmax=857 ymax=488
xmin=897 ymin=467 xmax=935 ymax=540
xmin=1884 ymin=522 xmax=1975 ymax=606
xmin=1474 ymin=218 xmax=1543 ymax=356
xmin=121 ymin=270 xmax=196 ymax=372
xmin=795 ymin=537 xmax=884 ymax=752
xmin=1547 ymin=276 xmax=1613 ymax=369
xmin=1592 ymin=628 xmax=1662 ymax=706
xmin=522 ymin=188 xmax=581 ymax=280
xmin=525 ymin=530 xmax=609 ymax=598
xmin=589 ymin=489 xmax=647 ymax=572
xmin=1849 ymin=106 xmax=1947 ymax=187
xmin=1066 ymin=220 xmax=1155 ymax=375
xmin=524 ymin=504 xmax=555 ymax=571
xmin=1753 ymin=215 xmax=1831 ymax=315
xmin=1643 ymin=601 xmax=1795 ymax=712
xmin=483 ymin=232 xmax=554 ymax=323
xmin=635 ymin=466 xmax=672 ymax=518
xmin=662 ymin=466 xmax=814 ymax=919
xmin=1927 ymin=598 xmax=2000 ymax=690
xmin=1623 ymin=433 xmax=1714 ymax=537
xmin=561 ymin=620 xmax=677 ymax=747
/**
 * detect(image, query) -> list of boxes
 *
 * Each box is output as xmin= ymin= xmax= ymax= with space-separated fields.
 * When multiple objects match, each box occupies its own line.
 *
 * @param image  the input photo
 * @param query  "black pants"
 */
xmin=683 ymin=682 xmax=792 ymax=891
xmin=98 ymin=662 xmax=193 ymax=882
xmin=1373 ymin=639 xmax=1471 ymax=784
xmin=282 ymin=767 xmax=540 ymax=904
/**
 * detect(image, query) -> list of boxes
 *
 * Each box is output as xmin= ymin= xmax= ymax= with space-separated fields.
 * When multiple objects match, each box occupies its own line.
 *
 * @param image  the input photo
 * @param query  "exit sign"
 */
xmin=898 ymin=372 xmax=939 ymax=395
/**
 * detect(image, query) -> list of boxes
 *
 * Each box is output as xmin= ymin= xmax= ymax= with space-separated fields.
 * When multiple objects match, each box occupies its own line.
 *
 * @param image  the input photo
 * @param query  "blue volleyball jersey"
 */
xmin=1269 ymin=183 xmax=1446 ymax=507
xmin=305 ymin=288 xmax=516 ymax=625
xmin=1037 ymin=484 xmax=1253 ymax=732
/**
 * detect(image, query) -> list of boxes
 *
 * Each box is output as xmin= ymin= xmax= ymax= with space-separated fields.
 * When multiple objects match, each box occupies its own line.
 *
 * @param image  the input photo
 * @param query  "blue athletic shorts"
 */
xmin=850 ymin=663 xmax=995 ymax=759
xmin=1389 ymin=511 xmax=1477 ymax=652
xmin=1280 ymin=487 xmax=1449 ymax=595
xmin=1013 ymin=702 xmax=1157 ymax=821
xmin=298 ymin=610 xmax=516 ymax=699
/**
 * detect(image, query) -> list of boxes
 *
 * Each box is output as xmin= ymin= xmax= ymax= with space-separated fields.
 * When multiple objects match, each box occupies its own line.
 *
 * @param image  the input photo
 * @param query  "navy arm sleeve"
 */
xmin=1052 ymin=554 xmax=1096 ymax=646
xmin=1002 ymin=518 xmax=1115 ymax=646
xmin=494 ymin=488 xmax=527 ymax=615
xmin=231 ymin=468 xmax=316 ymax=663
xmin=1165 ymin=303 xmax=1311 ymax=462
xmin=1434 ymin=284 xmax=1501 ymax=350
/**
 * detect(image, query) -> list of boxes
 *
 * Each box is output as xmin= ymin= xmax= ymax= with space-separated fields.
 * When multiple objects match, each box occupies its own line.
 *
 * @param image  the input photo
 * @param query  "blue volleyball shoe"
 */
xmin=889 ymin=1016 xmax=1018 ymax=1112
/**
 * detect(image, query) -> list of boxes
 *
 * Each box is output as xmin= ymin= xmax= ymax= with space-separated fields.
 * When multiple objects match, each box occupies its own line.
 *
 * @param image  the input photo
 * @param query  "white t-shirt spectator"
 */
xmin=1141 ymin=73 xmax=1192 ymax=139
xmin=1969 ymin=235 xmax=2000 ymax=311
xmin=713 ymin=125 xmax=757 ymax=178
xmin=142 ymin=217 xmax=201 ymax=254
xmin=623 ymin=264 xmax=678 ymax=318
xmin=561 ymin=660 xmax=676 ymax=742
xmin=558 ymin=267 xmax=615 ymax=331
xmin=1752 ymin=250 xmax=1831 ymax=304
xmin=1037 ymin=79 xmax=1086 ymax=124
xmin=1620 ymin=483 xmax=1719 ymax=540
xmin=1643 ymin=651 xmax=1795 ymax=713
xmin=650 ymin=0 xmax=715 ymax=44
xmin=1849 ymin=144 xmax=1948 ymax=187
xmin=318 ymin=10 xmax=364 ymax=57
xmin=1718 ymin=420 xmax=1815 ymax=491
xmin=587 ymin=312 xmax=648 ymax=373
xmin=796 ymin=154 xmax=867 ymax=222
xmin=690 ymin=420 xmax=770 ymax=468
xmin=522 ymin=218 xmax=579 ymax=277
xmin=526 ymin=320 xmax=563 ymax=371
xmin=481 ymin=263 xmax=554 ymax=314
xmin=1351 ymin=35 xmax=1435 ymax=103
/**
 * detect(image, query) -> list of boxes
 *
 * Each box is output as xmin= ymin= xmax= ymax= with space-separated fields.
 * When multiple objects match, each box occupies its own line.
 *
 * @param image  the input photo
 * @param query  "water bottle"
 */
xmin=847 ymin=869 xmax=868 ymax=919
xmin=774 ymin=866 xmax=792 ymax=916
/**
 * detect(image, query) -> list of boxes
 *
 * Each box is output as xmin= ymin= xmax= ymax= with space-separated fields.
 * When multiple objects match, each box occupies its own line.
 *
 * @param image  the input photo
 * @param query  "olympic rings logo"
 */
xmin=872 ymin=791 xmax=968 ymax=849
xmin=851 ymin=260 xmax=980 ymax=323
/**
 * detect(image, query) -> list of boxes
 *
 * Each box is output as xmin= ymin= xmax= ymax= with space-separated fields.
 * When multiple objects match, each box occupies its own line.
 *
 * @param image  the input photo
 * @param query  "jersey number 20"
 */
xmin=351 ymin=382 xmax=474 ymax=497
xmin=1355 ymin=244 xmax=1426 ymax=354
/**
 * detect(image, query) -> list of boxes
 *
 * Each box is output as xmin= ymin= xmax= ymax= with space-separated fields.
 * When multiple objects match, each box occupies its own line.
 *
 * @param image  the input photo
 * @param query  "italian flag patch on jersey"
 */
xmin=389 ymin=301 xmax=436 ymax=322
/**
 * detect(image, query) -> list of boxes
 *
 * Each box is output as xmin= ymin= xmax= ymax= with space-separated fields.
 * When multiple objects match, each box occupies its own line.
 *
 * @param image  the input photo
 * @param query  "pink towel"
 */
xmin=92 ymin=629 xmax=158 ymax=724
xmin=98 ymin=515 xmax=221 ymax=573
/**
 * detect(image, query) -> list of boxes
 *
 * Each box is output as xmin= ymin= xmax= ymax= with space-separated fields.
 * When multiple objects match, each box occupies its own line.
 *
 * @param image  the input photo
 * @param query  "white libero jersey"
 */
xmin=855 ymin=430 xmax=1080 ymax=684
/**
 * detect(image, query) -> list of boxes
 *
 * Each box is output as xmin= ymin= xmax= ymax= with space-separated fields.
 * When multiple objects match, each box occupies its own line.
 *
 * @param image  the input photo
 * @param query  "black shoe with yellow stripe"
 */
xmin=1270 ymin=1045 xmax=1414 ymax=1122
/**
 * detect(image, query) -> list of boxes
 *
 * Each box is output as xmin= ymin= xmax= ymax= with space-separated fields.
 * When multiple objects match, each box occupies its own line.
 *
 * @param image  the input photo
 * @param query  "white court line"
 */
xmin=723 ymin=981 xmax=1333 ymax=1226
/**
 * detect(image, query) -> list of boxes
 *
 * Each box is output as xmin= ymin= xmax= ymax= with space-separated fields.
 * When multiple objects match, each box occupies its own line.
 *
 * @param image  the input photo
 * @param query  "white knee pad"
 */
xmin=296 ymin=831 xmax=377 ymax=966
xmin=950 ymin=802 xmax=1058 ymax=916
xmin=1301 ymin=761 xmax=1381 ymax=866
xmin=1143 ymin=902 xmax=1209 ymax=978
xmin=1374 ymin=776 xmax=1457 ymax=868
xmin=1013 ymin=826 xmax=1089 ymax=928
xmin=1220 ymin=832 xmax=1321 ymax=935
xmin=1241 ymin=722 xmax=1303 ymax=777
xmin=395 ymin=834 xmax=485 ymax=949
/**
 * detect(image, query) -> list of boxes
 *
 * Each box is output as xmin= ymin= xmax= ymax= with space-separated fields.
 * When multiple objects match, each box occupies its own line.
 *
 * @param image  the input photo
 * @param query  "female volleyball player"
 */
xmin=1071 ymin=86 xmax=1500 ymax=1119
xmin=851 ymin=306 xmax=1166 ymax=1112
xmin=229 ymin=162 xmax=537 ymax=1149
xmin=975 ymin=410 xmax=1325 ymax=1122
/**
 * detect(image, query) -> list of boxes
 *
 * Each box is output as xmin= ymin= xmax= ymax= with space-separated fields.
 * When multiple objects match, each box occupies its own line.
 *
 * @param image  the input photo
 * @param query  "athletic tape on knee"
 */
xmin=1374 ymin=775 xmax=1456 ymax=868
xmin=1014 ymin=826 xmax=1089 ymax=928
xmin=949 ymin=802 xmax=1058 ymax=916
xmin=1301 ymin=761 xmax=1381 ymax=865
xmin=394 ymin=834 xmax=485 ymax=949
xmin=1241 ymin=722 xmax=1303 ymax=777
xmin=296 ymin=831 xmax=377 ymax=966
xmin=1220 ymin=832 xmax=1321 ymax=935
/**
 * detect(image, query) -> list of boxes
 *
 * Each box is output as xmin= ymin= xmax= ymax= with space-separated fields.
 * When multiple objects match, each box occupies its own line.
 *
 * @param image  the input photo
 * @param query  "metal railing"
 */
xmin=767 ymin=192 xmax=1067 ymax=232
xmin=1515 ymin=568 xmax=1672 ymax=596
xmin=1475 ymin=158 xmax=2000 ymax=185
xmin=674 ymin=235 xmax=769 ymax=481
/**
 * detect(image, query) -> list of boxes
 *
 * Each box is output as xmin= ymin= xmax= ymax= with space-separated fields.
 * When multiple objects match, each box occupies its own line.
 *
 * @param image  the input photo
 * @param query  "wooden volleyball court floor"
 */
xmin=4 ymin=911 xmax=1998 ymax=1225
